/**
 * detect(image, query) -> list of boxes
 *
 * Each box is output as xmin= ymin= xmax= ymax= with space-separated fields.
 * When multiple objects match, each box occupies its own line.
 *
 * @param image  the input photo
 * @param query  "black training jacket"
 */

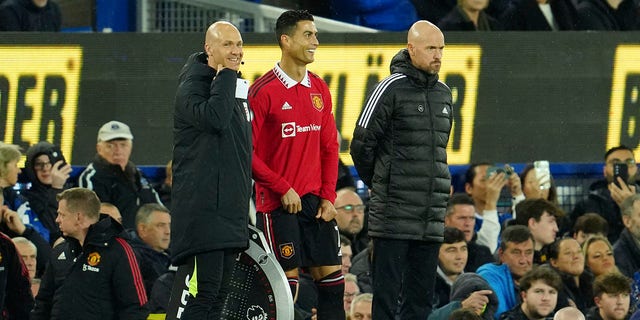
xmin=31 ymin=215 xmax=149 ymax=320
xmin=351 ymin=49 xmax=452 ymax=242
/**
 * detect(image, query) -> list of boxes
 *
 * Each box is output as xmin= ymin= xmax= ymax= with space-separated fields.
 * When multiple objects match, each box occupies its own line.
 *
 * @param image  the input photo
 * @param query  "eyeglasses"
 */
xmin=607 ymin=159 xmax=636 ymax=166
xmin=336 ymin=204 xmax=366 ymax=213
xmin=34 ymin=161 xmax=52 ymax=171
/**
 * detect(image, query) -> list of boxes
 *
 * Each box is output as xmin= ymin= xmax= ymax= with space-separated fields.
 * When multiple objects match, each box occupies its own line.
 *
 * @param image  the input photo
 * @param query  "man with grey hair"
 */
xmin=12 ymin=237 xmax=37 ymax=279
xmin=129 ymin=203 xmax=171 ymax=294
xmin=344 ymin=273 xmax=360 ymax=314
xmin=350 ymin=293 xmax=373 ymax=320
xmin=613 ymin=193 xmax=640 ymax=277
xmin=12 ymin=236 xmax=39 ymax=296
xmin=79 ymin=120 xmax=161 ymax=229
xmin=31 ymin=187 xmax=148 ymax=319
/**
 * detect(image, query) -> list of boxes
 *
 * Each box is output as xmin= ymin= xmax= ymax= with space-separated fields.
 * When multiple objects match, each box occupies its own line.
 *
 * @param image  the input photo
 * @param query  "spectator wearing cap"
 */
xmin=79 ymin=121 xmax=162 ymax=229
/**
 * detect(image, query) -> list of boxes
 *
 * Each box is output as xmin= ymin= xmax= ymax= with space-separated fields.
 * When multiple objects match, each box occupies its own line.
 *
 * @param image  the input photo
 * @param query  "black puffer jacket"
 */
xmin=24 ymin=141 xmax=66 ymax=244
xmin=351 ymin=49 xmax=452 ymax=242
xmin=171 ymin=52 xmax=251 ymax=265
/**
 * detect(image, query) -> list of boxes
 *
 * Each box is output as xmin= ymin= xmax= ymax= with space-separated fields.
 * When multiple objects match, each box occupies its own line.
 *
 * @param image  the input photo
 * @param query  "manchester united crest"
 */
xmin=87 ymin=252 xmax=101 ymax=266
xmin=310 ymin=93 xmax=323 ymax=112
xmin=279 ymin=243 xmax=295 ymax=259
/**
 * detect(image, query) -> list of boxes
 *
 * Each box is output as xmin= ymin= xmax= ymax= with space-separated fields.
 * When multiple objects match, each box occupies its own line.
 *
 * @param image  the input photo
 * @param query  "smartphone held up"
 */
xmin=613 ymin=162 xmax=629 ymax=188
xmin=534 ymin=160 xmax=551 ymax=190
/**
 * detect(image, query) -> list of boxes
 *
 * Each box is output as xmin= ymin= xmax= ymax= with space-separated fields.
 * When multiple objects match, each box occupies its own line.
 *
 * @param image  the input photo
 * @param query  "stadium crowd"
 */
xmin=4 ymin=129 xmax=640 ymax=319
xmin=250 ymin=0 xmax=640 ymax=31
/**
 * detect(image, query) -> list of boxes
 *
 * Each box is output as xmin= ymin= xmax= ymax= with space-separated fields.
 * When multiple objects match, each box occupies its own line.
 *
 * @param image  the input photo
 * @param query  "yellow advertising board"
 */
xmin=0 ymin=46 xmax=82 ymax=164
xmin=607 ymin=45 xmax=640 ymax=157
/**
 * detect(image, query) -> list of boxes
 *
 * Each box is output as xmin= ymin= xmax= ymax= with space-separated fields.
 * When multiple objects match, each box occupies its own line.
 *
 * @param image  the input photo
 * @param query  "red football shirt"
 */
xmin=249 ymin=63 xmax=338 ymax=212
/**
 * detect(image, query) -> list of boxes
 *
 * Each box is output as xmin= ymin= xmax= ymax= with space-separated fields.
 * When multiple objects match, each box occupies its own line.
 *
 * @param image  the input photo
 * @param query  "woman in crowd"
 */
xmin=583 ymin=235 xmax=618 ymax=278
xmin=549 ymin=237 xmax=595 ymax=313
xmin=520 ymin=164 xmax=559 ymax=205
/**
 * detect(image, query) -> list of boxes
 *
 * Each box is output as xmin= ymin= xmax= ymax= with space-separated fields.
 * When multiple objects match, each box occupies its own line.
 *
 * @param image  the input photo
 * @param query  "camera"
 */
xmin=486 ymin=165 xmax=513 ymax=179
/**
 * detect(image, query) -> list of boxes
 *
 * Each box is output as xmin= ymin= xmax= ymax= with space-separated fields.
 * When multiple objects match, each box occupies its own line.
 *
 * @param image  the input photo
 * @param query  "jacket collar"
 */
xmin=273 ymin=62 xmax=311 ymax=89
xmin=84 ymin=214 xmax=124 ymax=247
xmin=389 ymin=49 xmax=439 ymax=88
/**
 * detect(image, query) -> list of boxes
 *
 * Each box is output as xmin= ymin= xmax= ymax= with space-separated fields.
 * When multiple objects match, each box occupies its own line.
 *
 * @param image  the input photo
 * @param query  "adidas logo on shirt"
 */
xmin=282 ymin=102 xmax=292 ymax=110
xmin=442 ymin=107 xmax=448 ymax=115
xmin=58 ymin=252 xmax=66 ymax=260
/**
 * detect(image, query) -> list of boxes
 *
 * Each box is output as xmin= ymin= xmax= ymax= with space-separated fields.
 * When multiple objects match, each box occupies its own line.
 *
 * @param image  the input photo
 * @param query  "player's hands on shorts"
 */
xmin=281 ymin=188 xmax=302 ymax=213
xmin=316 ymin=199 xmax=337 ymax=222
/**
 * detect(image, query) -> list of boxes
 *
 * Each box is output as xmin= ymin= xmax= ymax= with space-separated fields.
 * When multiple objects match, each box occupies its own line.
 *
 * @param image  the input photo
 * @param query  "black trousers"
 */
xmin=371 ymin=238 xmax=440 ymax=320
xmin=180 ymin=249 xmax=238 ymax=320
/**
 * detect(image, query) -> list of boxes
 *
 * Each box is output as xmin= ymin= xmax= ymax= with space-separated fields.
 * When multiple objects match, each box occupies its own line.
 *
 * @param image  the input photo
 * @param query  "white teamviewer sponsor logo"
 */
xmin=297 ymin=124 xmax=321 ymax=133
xmin=281 ymin=122 xmax=322 ymax=138
xmin=82 ymin=264 xmax=100 ymax=272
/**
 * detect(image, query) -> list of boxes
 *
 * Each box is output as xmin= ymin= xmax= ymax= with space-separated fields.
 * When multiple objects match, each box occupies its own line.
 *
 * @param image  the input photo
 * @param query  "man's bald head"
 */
xmin=406 ymin=20 xmax=445 ymax=75
xmin=205 ymin=21 xmax=238 ymax=44
xmin=553 ymin=307 xmax=585 ymax=320
xmin=407 ymin=20 xmax=440 ymax=44
xmin=204 ymin=21 xmax=243 ymax=70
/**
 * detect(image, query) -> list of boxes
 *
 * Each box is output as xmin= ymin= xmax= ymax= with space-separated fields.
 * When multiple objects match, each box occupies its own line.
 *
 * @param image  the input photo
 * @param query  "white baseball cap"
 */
xmin=97 ymin=121 xmax=134 ymax=142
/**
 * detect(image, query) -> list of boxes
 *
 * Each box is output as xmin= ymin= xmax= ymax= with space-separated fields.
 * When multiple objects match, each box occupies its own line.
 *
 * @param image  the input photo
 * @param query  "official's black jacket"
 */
xmin=350 ymin=49 xmax=452 ymax=242
xmin=31 ymin=215 xmax=149 ymax=320
xmin=78 ymin=155 xmax=161 ymax=229
xmin=171 ymin=52 xmax=251 ymax=265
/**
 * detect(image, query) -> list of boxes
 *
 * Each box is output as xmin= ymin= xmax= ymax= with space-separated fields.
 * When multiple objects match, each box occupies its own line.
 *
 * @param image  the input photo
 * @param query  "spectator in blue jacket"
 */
xmin=477 ymin=225 xmax=535 ymax=319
